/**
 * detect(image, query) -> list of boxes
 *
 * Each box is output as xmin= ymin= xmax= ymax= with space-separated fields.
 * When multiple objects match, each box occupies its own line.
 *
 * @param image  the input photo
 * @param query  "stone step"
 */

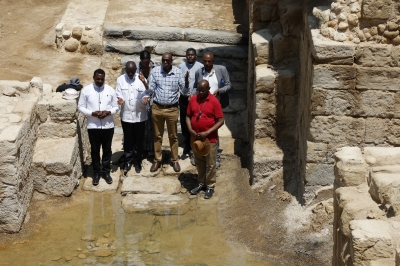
xmin=30 ymin=137 xmax=81 ymax=196
xmin=121 ymin=194 xmax=189 ymax=215
xmin=369 ymin=172 xmax=400 ymax=215
xmin=106 ymin=40 xmax=247 ymax=59
xmin=121 ymin=176 xmax=181 ymax=195
xmin=82 ymin=172 xmax=120 ymax=192
xmin=103 ymin=25 xmax=246 ymax=45
xmin=364 ymin=147 xmax=400 ymax=167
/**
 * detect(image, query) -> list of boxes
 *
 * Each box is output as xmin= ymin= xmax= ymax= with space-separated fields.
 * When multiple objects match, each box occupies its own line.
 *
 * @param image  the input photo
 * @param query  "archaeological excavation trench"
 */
xmin=3 ymin=0 xmax=400 ymax=265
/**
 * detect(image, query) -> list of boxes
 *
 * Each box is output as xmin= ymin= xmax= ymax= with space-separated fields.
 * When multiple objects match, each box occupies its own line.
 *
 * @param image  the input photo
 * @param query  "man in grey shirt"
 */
xmin=178 ymin=48 xmax=204 ymax=165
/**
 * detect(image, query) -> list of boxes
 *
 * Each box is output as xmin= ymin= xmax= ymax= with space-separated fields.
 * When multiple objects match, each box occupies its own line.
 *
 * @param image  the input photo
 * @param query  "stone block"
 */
xmin=313 ymin=65 xmax=356 ymax=90
xmin=362 ymin=0 xmax=391 ymax=20
xmin=252 ymin=138 xmax=284 ymax=187
xmin=309 ymin=116 xmax=365 ymax=145
xmin=83 ymin=172 xmax=120 ymax=192
xmin=55 ymin=23 xmax=65 ymax=38
xmin=388 ymin=119 xmax=400 ymax=145
xmin=364 ymin=147 xmax=400 ymax=166
xmin=0 ymin=80 xmax=30 ymax=92
xmin=203 ymin=43 xmax=248 ymax=59
xmin=358 ymin=90 xmax=394 ymax=117
xmin=123 ymin=26 xmax=184 ymax=41
xmin=143 ymin=40 xmax=158 ymax=52
xmin=255 ymin=93 xmax=276 ymax=119
xmin=252 ymin=29 xmax=273 ymax=65
xmin=121 ymin=176 xmax=181 ymax=195
xmin=306 ymin=141 xmax=328 ymax=163
xmin=48 ymin=93 xmax=77 ymax=121
xmin=32 ymin=138 xmax=77 ymax=174
xmin=272 ymin=33 xmax=299 ymax=63
xmin=231 ymin=82 xmax=246 ymax=91
xmin=394 ymin=92 xmax=400 ymax=118
xmin=104 ymin=40 xmax=143 ymax=54
xmin=38 ymin=122 xmax=77 ymax=138
xmin=310 ymin=29 xmax=355 ymax=64
xmin=254 ymin=119 xmax=275 ymax=139
xmin=357 ymin=67 xmax=400 ymax=91
xmin=31 ymin=137 xmax=79 ymax=196
xmin=365 ymin=118 xmax=388 ymax=144
xmin=350 ymin=220 xmax=394 ymax=264
xmin=154 ymin=41 xmax=205 ymax=57
xmin=369 ymin=172 xmax=400 ymax=215
xmin=121 ymin=194 xmax=189 ymax=215
xmin=72 ymin=27 xmax=83 ymax=40
xmin=0 ymin=164 xmax=18 ymax=185
xmin=184 ymin=28 xmax=245 ymax=44
xmin=335 ymin=185 xmax=385 ymax=237
xmin=255 ymin=65 xmax=276 ymax=93
xmin=103 ymin=24 xmax=123 ymax=37
xmin=311 ymin=88 xmax=329 ymax=116
xmin=259 ymin=4 xmax=279 ymax=21
xmin=276 ymin=69 xmax=296 ymax=95
xmin=305 ymin=163 xmax=334 ymax=186
xmin=87 ymin=35 xmax=103 ymax=55
xmin=334 ymin=147 xmax=368 ymax=188
xmin=0 ymin=124 xmax=23 ymax=142
xmin=370 ymin=258 xmax=396 ymax=266
xmin=36 ymin=101 xmax=49 ymax=123
xmin=355 ymin=43 xmax=391 ymax=67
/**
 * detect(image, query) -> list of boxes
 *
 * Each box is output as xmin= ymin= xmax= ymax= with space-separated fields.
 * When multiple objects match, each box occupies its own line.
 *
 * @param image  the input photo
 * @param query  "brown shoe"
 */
xmin=150 ymin=161 xmax=161 ymax=172
xmin=172 ymin=161 xmax=181 ymax=172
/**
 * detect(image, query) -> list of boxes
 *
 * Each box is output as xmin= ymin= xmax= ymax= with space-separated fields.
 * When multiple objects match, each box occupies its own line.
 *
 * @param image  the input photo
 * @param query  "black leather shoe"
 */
xmin=134 ymin=161 xmax=142 ymax=173
xmin=190 ymin=185 xmax=204 ymax=195
xmin=92 ymin=173 xmax=100 ymax=186
xmin=124 ymin=161 xmax=132 ymax=175
xmin=204 ymin=188 xmax=214 ymax=199
xmin=103 ymin=172 xmax=113 ymax=184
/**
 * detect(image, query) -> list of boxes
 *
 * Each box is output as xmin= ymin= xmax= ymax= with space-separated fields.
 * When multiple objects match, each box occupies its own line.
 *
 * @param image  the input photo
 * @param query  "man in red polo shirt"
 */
xmin=186 ymin=80 xmax=224 ymax=199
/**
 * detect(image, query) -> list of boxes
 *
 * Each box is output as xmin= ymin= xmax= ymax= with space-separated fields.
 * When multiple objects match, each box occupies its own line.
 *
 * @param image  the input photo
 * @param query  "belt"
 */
xmin=154 ymin=101 xmax=178 ymax=108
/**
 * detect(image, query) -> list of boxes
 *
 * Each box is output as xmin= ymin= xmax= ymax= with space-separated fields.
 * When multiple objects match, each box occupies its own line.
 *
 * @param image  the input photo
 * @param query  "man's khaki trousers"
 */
xmin=151 ymin=103 xmax=179 ymax=162
xmin=194 ymin=142 xmax=217 ymax=188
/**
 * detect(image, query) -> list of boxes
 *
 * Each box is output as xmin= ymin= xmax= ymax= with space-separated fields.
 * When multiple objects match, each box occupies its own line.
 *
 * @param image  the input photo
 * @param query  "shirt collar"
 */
xmin=93 ymin=84 xmax=104 ymax=90
xmin=125 ymin=73 xmax=137 ymax=82
xmin=202 ymin=67 xmax=214 ymax=76
xmin=197 ymin=93 xmax=211 ymax=103
xmin=161 ymin=66 xmax=175 ymax=75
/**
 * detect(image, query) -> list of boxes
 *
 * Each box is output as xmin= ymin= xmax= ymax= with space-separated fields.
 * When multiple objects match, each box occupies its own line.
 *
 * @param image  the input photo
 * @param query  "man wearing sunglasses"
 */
xmin=142 ymin=53 xmax=188 ymax=173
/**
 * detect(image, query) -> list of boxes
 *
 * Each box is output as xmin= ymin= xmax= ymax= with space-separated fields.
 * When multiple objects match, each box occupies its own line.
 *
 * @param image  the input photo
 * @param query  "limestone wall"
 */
xmin=333 ymin=147 xmax=400 ymax=266
xmin=0 ymin=79 xmax=88 ymax=233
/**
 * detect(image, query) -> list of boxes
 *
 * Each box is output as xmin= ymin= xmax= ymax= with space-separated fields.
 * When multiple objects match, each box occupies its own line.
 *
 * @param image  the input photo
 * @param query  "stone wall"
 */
xmin=302 ymin=1 xmax=400 ymax=203
xmin=0 ymin=79 xmax=88 ymax=233
xmin=247 ymin=0 xmax=302 ymax=196
xmin=333 ymin=147 xmax=400 ymax=266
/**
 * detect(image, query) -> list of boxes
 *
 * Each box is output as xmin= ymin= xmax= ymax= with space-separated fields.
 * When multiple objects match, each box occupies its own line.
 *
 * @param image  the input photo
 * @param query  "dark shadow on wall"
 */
xmin=232 ymin=0 xmax=250 ymax=37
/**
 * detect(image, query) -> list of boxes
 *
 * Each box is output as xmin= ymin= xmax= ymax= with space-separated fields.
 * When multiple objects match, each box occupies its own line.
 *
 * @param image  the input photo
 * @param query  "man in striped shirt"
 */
xmin=142 ymin=53 xmax=188 ymax=173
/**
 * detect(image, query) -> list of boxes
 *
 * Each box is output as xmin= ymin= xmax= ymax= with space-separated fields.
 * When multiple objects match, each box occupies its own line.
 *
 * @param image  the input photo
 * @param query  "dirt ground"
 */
xmin=0 ymin=0 xmax=100 ymax=88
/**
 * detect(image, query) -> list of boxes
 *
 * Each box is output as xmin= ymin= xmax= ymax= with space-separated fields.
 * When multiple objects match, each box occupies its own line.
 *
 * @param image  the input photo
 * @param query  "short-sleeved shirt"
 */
xmin=187 ymin=93 xmax=223 ymax=143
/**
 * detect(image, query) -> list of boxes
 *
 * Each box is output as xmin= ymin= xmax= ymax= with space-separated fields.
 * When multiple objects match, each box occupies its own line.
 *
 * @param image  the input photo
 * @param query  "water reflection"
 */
xmin=0 ymin=190 xmax=276 ymax=266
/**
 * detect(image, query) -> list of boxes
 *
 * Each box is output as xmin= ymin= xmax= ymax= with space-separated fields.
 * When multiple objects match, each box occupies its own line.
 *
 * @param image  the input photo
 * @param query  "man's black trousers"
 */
xmin=121 ymin=120 xmax=145 ymax=164
xmin=88 ymin=128 xmax=114 ymax=174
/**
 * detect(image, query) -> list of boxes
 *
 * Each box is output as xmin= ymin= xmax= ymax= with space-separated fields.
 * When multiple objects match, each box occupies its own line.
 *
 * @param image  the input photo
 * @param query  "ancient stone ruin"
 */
xmin=3 ymin=0 xmax=400 ymax=264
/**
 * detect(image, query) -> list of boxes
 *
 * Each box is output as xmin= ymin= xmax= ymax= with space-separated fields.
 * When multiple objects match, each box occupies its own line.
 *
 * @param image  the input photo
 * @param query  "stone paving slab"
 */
xmin=121 ymin=194 xmax=189 ymax=215
xmin=61 ymin=0 xmax=109 ymax=30
xmin=121 ymin=176 xmax=181 ymax=195
xmin=83 ymin=171 xmax=120 ymax=192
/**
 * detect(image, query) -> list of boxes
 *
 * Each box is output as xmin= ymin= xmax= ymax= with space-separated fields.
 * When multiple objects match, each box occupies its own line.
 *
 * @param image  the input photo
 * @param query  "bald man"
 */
xmin=116 ymin=61 xmax=148 ymax=175
xmin=186 ymin=80 xmax=224 ymax=199
xmin=191 ymin=51 xmax=231 ymax=169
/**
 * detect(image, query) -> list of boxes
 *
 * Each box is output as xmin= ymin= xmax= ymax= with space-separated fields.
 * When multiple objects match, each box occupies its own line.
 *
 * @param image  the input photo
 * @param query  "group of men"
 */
xmin=78 ymin=49 xmax=231 ymax=199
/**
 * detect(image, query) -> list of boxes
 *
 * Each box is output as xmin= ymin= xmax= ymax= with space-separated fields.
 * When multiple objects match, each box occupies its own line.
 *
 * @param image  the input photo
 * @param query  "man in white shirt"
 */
xmin=116 ymin=61 xmax=148 ymax=175
xmin=178 ymin=48 xmax=203 ymax=166
xmin=78 ymin=69 xmax=119 ymax=186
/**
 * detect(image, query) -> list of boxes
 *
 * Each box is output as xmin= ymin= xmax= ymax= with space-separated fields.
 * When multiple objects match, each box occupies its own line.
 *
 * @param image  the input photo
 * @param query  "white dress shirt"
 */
xmin=78 ymin=83 xmax=119 ymax=129
xmin=115 ymin=73 xmax=148 ymax=123
xmin=202 ymin=69 xmax=219 ymax=94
